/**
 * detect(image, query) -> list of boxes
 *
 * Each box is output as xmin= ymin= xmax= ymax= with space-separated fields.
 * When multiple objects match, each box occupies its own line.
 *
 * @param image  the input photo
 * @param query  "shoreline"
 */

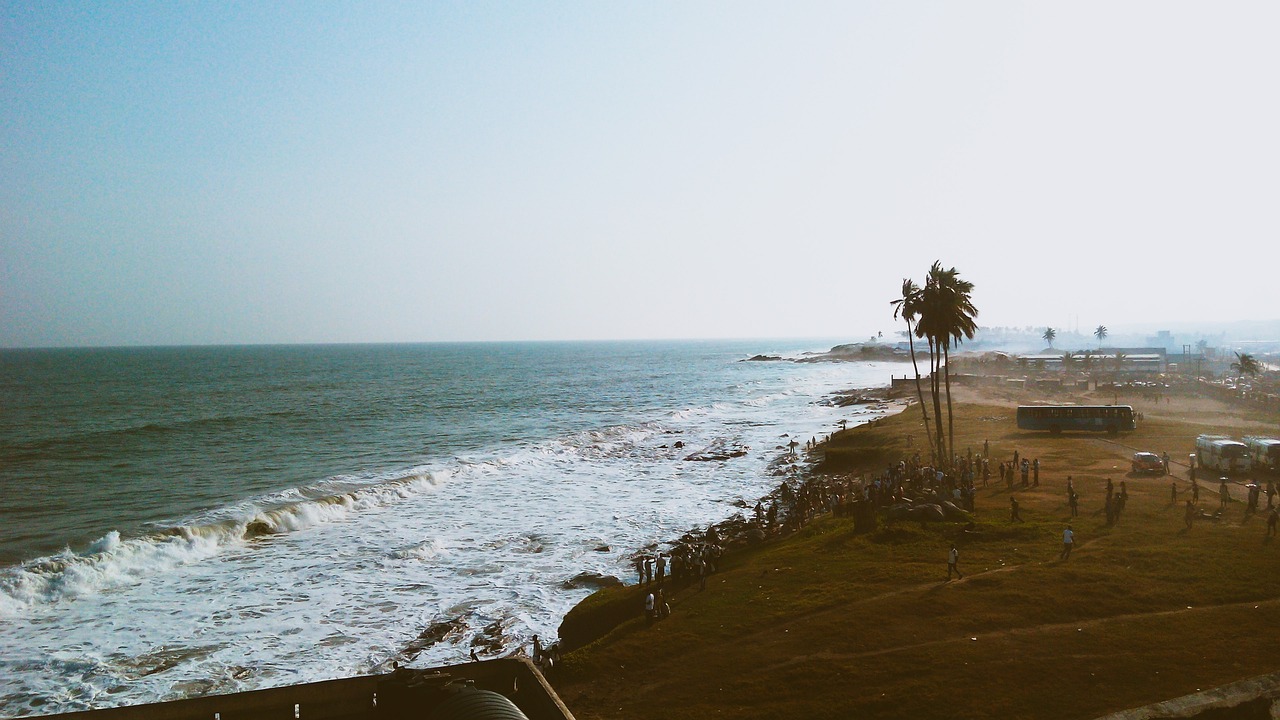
xmin=552 ymin=384 xmax=909 ymax=654
xmin=552 ymin=378 xmax=1280 ymax=719
xmin=381 ymin=385 xmax=911 ymax=666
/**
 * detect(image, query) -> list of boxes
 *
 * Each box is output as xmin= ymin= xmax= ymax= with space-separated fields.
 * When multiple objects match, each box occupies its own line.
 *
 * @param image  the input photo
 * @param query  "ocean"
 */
xmin=0 ymin=341 xmax=907 ymax=715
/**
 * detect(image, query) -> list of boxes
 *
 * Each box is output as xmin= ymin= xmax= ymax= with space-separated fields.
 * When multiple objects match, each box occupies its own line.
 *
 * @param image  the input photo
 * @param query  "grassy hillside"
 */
xmin=554 ymin=389 xmax=1280 ymax=719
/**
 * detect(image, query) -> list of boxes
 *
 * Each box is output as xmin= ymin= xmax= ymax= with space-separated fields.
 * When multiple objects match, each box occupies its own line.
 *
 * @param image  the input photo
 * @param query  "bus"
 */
xmin=1016 ymin=405 xmax=1136 ymax=434
xmin=1195 ymin=435 xmax=1251 ymax=473
xmin=1244 ymin=436 xmax=1280 ymax=472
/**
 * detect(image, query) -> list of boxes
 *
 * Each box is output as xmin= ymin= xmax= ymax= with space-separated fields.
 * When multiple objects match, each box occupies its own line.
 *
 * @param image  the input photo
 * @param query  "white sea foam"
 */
xmin=0 ymin=470 xmax=449 ymax=617
xmin=0 ymin=354 xmax=908 ymax=716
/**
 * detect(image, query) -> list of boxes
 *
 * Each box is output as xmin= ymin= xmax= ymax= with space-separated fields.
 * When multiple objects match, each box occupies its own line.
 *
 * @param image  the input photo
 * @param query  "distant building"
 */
xmin=1020 ymin=347 xmax=1166 ymax=373
xmin=1146 ymin=330 xmax=1176 ymax=352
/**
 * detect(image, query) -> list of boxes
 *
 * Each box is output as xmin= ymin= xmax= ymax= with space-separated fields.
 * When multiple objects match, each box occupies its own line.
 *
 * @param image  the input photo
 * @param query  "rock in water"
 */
xmin=562 ymin=572 xmax=622 ymax=590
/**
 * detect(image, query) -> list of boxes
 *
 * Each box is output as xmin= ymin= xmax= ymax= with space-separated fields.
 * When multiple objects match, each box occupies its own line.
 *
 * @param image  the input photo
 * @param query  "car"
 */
xmin=1132 ymin=452 xmax=1165 ymax=474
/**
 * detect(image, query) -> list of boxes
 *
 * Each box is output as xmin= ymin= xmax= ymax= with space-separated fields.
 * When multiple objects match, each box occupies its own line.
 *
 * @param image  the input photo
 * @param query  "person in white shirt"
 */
xmin=947 ymin=544 xmax=962 ymax=580
xmin=1060 ymin=525 xmax=1075 ymax=560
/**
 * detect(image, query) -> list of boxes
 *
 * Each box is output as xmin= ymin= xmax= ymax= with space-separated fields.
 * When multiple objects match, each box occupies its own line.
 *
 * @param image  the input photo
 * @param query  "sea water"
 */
xmin=0 ymin=341 xmax=908 ymax=715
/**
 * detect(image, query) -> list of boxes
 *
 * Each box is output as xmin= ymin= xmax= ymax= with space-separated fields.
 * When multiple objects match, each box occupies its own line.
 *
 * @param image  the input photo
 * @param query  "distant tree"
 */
xmin=1062 ymin=351 xmax=1076 ymax=372
xmin=1113 ymin=352 xmax=1127 ymax=374
xmin=1231 ymin=351 xmax=1261 ymax=377
xmin=1094 ymin=325 xmax=1108 ymax=348
xmin=1042 ymin=327 xmax=1056 ymax=348
xmin=1196 ymin=339 xmax=1209 ymax=355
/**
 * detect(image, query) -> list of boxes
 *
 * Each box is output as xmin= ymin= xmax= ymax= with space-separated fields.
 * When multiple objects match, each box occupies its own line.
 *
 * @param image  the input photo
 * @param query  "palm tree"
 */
xmin=1231 ymin=351 xmax=1261 ymax=377
xmin=1113 ymin=352 xmax=1127 ymax=374
xmin=890 ymin=279 xmax=935 ymax=460
xmin=1094 ymin=325 xmax=1108 ymax=348
xmin=1042 ymin=327 xmax=1056 ymax=348
xmin=916 ymin=262 xmax=978 ymax=467
xmin=1062 ymin=351 xmax=1076 ymax=373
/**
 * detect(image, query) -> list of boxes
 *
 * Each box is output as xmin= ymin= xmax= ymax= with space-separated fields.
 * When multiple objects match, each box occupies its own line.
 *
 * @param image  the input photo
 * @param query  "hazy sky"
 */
xmin=3 ymin=2 xmax=1278 ymax=347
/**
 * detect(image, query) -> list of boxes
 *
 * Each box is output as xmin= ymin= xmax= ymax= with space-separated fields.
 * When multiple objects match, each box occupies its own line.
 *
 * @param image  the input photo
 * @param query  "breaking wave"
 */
xmin=0 ymin=469 xmax=445 ymax=617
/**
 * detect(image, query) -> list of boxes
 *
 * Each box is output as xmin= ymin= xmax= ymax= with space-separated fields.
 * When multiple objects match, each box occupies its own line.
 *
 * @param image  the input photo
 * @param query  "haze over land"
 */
xmin=3 ymin=3 xmax=1279 ymax=348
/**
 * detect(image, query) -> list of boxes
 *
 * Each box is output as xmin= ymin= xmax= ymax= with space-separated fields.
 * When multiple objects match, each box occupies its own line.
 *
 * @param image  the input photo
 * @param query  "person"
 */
xmin=947 ymin=544 xmax=962 ymax=580
xmin=1021 ymin=459 xmax=1030 ymax=488
xmin=532 ymin=634 xmax=543 ymax=663
xmin=1032 ymin=458 xmax=1040 ymax=487
xmin=1010 ymin=496 xmax=1023 ymax=522
xmin=1219 ymin=479 xmax=1231 ymax=512
xmin=656 ymin=553 xmax=667 ymax=586
xmin=1068 ymin=488 xmax=1079 ymax=518
xmin=1060 ymin=525 xmax=1074 ymax=560
xmin=1184 ymin=499 xmax=1196 ymax=531
xmin=1192 ymin=477 xmax=1200 ymax=502
xmin=655 ymin=589 xmax=669 ymax=619
xmin=1162 ymin=451 xmax=1171 ymax=474
xmin=644 ymin=555 xmax=654 ymax=586
xmin=644 ymin=592 xmax=655 ymax=624
xmin=470 ymin=648 xmax=479 ymax=662
xmin=1171 ymin=482 xmax=1178 ymax=504
xmin=1268 ymin=507 xmax=1279 ymax=538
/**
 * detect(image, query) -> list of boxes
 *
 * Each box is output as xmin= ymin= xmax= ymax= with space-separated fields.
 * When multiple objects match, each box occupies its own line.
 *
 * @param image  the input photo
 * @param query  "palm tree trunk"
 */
xmin=930 ymin=337 xmax=946 ymax=464
xmin=905 ymin=319 xmax=934 ymax=459
xmin=944 ymin=343 xmax=954 ymax=469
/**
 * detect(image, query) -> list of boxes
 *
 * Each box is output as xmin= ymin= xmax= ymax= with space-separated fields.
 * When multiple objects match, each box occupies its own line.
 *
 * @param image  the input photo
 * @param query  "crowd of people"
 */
xmin=596 ymin=434 xmax=1280 ymax=654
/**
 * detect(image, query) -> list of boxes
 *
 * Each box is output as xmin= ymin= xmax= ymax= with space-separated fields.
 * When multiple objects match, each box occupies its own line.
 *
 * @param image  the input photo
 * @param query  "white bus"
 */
xmin=1244 ymin=436 xmax=1280 ymax=472
xmin=1195 ymin=435 xmax=1251 ymax=473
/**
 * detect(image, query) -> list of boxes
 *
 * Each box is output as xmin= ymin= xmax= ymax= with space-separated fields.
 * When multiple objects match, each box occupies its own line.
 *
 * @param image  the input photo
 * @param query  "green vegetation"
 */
xmin=891 ymin=261 xmax=979 ymax=467
xmin=1232 ymin=351 xmax=1261 ymax=377
xmin=891 ymin=278 xmax=935 ymax=460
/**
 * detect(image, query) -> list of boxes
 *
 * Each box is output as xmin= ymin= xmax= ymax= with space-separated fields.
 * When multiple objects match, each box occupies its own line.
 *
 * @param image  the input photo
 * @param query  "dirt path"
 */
xmin=759 ymin=594 xmax=1280 ymax=673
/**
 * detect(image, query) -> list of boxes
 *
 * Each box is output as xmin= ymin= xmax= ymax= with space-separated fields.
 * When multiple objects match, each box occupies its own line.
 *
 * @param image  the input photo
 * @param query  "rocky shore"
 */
xmin=744 ymin=342 xmax=907 ymax=364
xmin=554 ymin=386 xmax=907 ymax=652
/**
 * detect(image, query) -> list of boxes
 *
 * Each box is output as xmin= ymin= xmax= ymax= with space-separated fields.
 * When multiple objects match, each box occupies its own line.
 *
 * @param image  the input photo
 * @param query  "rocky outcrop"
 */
xmin=684 ymin=440 xmax=750 ymax=461
xmin=561 ymin=572 xmax=621 ymax=590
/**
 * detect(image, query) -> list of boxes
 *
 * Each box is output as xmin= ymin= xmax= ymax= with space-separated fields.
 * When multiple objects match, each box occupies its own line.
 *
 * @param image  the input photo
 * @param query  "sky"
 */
xmin=3 ymin=2 xmax=1278 ymax=348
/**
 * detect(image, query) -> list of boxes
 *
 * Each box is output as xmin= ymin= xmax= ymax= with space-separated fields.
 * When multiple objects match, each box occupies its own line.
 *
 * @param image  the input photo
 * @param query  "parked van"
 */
xmin=1195 ymin=435 xmax=1251 ymax=473
xmin=1244 ymin=436 xmax=1280 ymax=472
